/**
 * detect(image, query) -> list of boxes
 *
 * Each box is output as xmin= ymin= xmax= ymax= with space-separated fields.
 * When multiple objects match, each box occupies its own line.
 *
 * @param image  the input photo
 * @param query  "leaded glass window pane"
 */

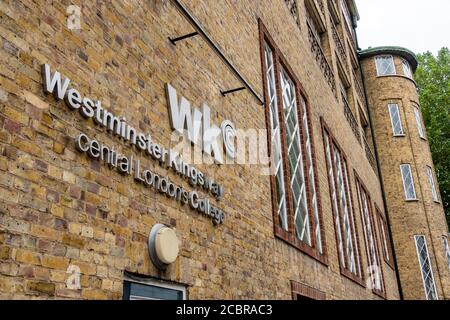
xmin=324 ymin=130 xmax=361 ymax=277
xmin=426 ymin=166 xmax=439 ymax=202
xmin=415 ymin=235 xmax=438 ymax=300
xmin=300 ymin=96 xmax=322 ymax=253
xmin=379 ymin=217 xmax=390 ymax=263
xmin=334 ymin=146 xmax=357 ymax=274
xmin=388 ymin=104 xmax=404 ymax=136
xmin=325 ymin=132 xmax=345 ymax=266
xmin=265 ymin=43 xmax=288 ymax=231
xmin=356 ymin=183 xmax=383 ymax=292
xmin=344 ymin=161 xmax=362 ymax=277
xmin=376 ymin=55 xmax=396 ymax=76
xmin=414 ymin=107 xmax=426 ymax=139
xmin=400 ymin=164 xmax=417 ymax=200
xmin=443 ymin=237 xmax=450 ymax=269
xmin=262 ymin=35 xmax=324 ymax=255
xmin=280 ymin=68 xmax=311 ymax=245
xmin=402 ymin=58 xmax=413 ymax=79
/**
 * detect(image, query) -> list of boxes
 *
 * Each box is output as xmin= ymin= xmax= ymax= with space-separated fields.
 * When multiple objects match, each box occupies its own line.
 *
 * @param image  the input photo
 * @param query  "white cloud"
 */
xmin=355 ymin=0 xmax=450 ymax=54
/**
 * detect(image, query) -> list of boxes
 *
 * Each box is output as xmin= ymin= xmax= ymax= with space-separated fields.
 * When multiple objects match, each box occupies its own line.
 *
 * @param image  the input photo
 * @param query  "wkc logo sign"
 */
xmin=166 ymin=83 xmax=236 ymax=164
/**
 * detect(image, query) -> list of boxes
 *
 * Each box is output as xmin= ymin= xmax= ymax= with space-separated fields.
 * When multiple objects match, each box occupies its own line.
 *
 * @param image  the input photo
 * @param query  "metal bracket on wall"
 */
xmin=168 ymin=32 xmax=199 ymax=45
xmin=170 ymin=0 xmax=264 ymax=106
xmin=220 ymin=87 xmax=246 ymax=97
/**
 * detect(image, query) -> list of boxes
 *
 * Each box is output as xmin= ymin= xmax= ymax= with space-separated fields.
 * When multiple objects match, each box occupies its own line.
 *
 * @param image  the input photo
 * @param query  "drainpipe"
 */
xmin=353 ymin=23 xmax=405 ymax=300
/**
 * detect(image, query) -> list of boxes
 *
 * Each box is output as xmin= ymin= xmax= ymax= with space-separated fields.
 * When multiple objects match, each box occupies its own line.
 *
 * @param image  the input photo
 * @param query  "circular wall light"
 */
xmin=148 ymin=224 xmax=180 ymax=270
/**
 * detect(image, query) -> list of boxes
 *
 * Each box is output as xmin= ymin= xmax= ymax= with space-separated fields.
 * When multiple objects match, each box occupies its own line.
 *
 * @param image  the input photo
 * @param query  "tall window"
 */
xmin=400 ymin=164 xmax=417 ymax=200
xmin=413 ymin=106 xmax=426 ymax=139
xmin=340 ymin=0 xmax=355 ymax=40
xmin=443 ymin=237 xmax=450 ymax=269
xmin=302 ymin=96 xmax=322 ymax=251
xmin=414 ymin=235 xmax=438 ymax=300
xmin=260 ymin=22 xmax=325 ymax=261
xmin=375 ymin=55 xmax=396 ymax=76
xmin=280 ymin=68 xmax=311 ymax=246
xmin=264 ymin=43 xmax=288 ymax=230
xmin=388 ymin=104 xmax=404 ymax=136
xmin=402 ymin=58 xmax=413 ymax=79
xmin=426 ymin=166 xmax=439 ymax=202
xmin=355 ymin=178 xmax=385 ymax=296
xmin=323 ymin=125 xmax=362 ymax=283
xmin=377 ymin=208 xmax=394 ymax=268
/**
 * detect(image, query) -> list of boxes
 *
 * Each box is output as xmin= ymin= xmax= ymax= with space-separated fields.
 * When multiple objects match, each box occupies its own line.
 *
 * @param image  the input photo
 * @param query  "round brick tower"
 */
xmin=360 ymin=47 xmax=450 ymax=300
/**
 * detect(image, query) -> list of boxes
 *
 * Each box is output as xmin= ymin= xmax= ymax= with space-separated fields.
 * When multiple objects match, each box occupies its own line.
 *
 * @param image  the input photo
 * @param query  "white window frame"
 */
xmin=413 ymin=106 xmax=426 ymax=139
xmin=426 ymin=166 xmax=439 ymax=202
xmin=356 ymin=180 xmax=384 ymax=293
xmin=334 ymin=147 xmax=358 ymax=276
xmin=401 ymin=58 xmax=413 ymax=79
xmin=375 ymin=55 xmax=396 ymax=76
xmin=264 ymin=43 xmax=289 ymax=231
xmin=378 ymin=213 xmax=391 ymax=264
xmin=400 ymin=164 xmax=417 ymax=201
xmin=301 ymin=95 xmax=322 ymax=253
xmin=388 ymin=104 xmax=405 ymax=136
xmin=324 ymin=130 xmax=361 ymax=277
xmin=280 ymin=68 xmax=311 ymax=245
xmin=324 ymin=132 xmax=346 ymax=267
xmin=414 ymin=235 xmax=438 ymax=300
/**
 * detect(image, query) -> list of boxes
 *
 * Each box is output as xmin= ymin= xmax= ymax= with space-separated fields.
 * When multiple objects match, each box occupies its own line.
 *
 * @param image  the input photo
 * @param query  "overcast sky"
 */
xmin=355 ymin=0 xmax=450 ymax=54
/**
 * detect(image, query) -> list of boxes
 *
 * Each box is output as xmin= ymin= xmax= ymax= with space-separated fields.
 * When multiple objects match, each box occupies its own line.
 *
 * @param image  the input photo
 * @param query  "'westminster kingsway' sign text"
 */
xmin=41 ymin=64 xmax=226 ymax=225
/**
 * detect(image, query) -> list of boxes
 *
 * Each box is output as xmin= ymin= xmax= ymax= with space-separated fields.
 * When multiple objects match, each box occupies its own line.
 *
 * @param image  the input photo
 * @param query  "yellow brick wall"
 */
xmin=361 ymin=55 xmax=450 ymax=300
xmin=0 ymin=0 xmax=400 ymax=299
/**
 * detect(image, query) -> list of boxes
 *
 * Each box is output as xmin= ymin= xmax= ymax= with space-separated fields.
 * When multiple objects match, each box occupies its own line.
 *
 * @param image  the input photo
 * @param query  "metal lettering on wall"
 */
xmin=41 ymin=64 xmax=226 ymax=225
xmin=166 ymin=83 xmax=237 ymax=163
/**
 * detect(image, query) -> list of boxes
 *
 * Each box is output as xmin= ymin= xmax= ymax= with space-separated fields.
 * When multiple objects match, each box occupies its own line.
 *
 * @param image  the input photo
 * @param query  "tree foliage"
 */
xmin=415 ymin=47 xmax=450 ymax=231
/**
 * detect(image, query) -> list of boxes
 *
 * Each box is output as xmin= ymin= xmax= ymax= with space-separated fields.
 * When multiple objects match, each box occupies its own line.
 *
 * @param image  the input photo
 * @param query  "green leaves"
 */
xmin=416 ymin=48 xmax=450 ymax=231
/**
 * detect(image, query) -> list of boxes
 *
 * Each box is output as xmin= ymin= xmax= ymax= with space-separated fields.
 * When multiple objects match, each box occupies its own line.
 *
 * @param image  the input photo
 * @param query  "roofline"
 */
xmin=358 ymin=46 xmax=419 ymax=72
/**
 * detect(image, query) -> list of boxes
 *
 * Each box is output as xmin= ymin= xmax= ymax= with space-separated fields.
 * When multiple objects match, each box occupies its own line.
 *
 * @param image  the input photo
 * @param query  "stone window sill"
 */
xmin=376 ymin=74 xmax=417 ymax=86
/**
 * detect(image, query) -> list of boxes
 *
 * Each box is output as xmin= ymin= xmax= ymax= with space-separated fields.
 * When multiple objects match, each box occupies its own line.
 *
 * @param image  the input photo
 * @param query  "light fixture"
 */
xmin=148 ymin=224 xmax=180 ymax=270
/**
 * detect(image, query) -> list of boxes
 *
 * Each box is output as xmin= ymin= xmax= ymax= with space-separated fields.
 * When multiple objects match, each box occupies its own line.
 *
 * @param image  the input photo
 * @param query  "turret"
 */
xmin=360 ymin=46 xmax=450 ymax=300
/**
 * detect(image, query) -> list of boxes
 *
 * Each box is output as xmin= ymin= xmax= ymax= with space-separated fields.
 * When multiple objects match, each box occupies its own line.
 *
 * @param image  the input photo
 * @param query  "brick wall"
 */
xmin=0 ymin=0 xmax=399 ymax=299
xmin=361 ymin=54 xmax=450 ymax=300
